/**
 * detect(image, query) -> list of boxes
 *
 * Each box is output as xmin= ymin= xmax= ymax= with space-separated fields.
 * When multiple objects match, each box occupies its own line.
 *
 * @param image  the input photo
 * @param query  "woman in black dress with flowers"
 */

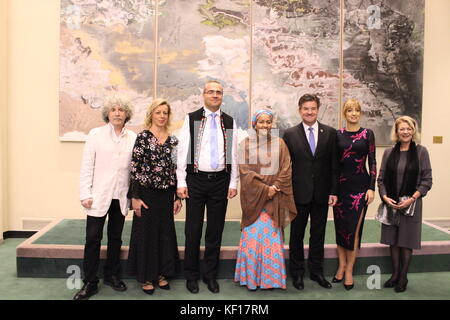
xmin=332 ymin=99 xmax=377 ymax=290
xmin=127 ymin=99 xmax=182 ymax=295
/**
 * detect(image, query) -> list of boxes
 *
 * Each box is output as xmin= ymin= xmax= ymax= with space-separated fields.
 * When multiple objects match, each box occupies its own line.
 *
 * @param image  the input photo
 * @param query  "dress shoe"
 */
xmin=292 ymin=276 xmax=304 ymax=290
xmin=104 ymin=276 xmax=127 ymax=292
xmin=186 ymin=280 xmax=199 ymax=294
xmin=158 ymin=282 xmax=170 ymax=290
xmin=142 ymin=283 xmax=155 ymax=295
xmin=203 ymin=279 xmax=220 ymax=293
xmin=394 ymin=279 xmax=408 ymax=293
xmin=384 ymin=277 xmax=399 ymax=288
xmin=344 ymin=283 xmax=354 ymax=291
xmin=310 ymin=274 xmax=332 ymax=289
xmin=332 ymin=276 xmax=343 ymax=283
xmin=158 ymin=277 xmax=170 ymax=290
xmin=73 ymin=282 xmax=98 ymax=300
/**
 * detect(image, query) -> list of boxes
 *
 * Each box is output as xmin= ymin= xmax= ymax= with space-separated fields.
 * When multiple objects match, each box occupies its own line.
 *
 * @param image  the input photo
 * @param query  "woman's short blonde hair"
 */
xmin=390 ymin=115 xmax=421 ymax=143
xmin=144 ymin=98 xmax=171 ymax=130
xmin=342 ymin=98 xmax=361 ymax=116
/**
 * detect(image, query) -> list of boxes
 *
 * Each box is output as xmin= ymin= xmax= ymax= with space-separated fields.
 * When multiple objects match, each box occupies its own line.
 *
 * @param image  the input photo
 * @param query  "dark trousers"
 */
xmin=289 ymin=201 xmax=329 ymax=278
xmin=184 ymin=171 xmax=230 ymax=281
xmin=83 ymin=199 xmax=125 ymax=283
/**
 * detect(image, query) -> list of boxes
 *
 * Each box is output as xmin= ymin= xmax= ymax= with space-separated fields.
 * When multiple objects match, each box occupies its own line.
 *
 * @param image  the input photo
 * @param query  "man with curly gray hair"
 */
xmin=74 ymin=98 xmax=137 ymax=300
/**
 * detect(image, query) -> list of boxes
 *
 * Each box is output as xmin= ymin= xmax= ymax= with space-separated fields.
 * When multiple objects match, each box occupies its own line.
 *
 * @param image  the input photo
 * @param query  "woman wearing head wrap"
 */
xmin=234 ymin=109 xmax=297 ymax=291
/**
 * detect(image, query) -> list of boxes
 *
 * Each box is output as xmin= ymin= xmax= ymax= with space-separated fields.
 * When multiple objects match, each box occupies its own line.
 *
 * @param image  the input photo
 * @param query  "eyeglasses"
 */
xmin=204 ymin=90 xmax=223 ymax=96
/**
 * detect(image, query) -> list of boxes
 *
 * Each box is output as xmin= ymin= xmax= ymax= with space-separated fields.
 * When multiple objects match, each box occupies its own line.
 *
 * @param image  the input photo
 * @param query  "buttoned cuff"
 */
xmin=229 ymin=180 xmax=238 ymax=190
xmin=177 ymin=180 xmax=187 ymax=188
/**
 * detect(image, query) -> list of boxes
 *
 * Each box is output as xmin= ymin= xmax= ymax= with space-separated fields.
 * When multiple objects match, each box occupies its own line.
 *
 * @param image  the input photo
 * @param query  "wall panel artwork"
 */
xmin=252 ymin=0 xmax=341 ymax=131
xmin=343 ymin=0 xmax=425 ymax=145
xmin=157 ymin=0 xmax=251 ymax=132
xmin=59 ymin=0 xmax=156 ymax=141
xmin=59 ymin=0 xmax=425 ymax=145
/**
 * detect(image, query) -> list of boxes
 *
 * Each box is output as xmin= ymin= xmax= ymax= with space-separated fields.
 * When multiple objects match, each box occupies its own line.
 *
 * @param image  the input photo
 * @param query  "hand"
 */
xmin=268 ymin=186 xmax=279 ymax=199
xmin=397 ymin=197 xmax=415 ymax=210
xmin=365 ymin=190 xmax=375 ymax=205
xmin=81 ymin=198 xmax=93 ymax=209
xmin=132 ymin=198 xmax=149 ymax=217
xmin=382 ymin=195 xmax=399 ymax=209
xmin=173 ymin=199 xmax=182 ymax=215
xmin=228 ymin=188 xmax=237 ymax=199
xmin=177 ymin=187 xmax=189 ymax=199
xmin=328 ymin=195 xmax=338 ymax=206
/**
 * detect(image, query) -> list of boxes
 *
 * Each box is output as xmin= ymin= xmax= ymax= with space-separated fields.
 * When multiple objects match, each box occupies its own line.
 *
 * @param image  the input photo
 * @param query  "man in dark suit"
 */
xmin=283 ymin=94 xmax=339 ymax=290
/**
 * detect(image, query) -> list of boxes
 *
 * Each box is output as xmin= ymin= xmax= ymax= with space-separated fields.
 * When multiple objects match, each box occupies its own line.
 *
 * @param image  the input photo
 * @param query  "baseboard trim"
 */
xmin=3 ymin=231 xmax=37 ymax=239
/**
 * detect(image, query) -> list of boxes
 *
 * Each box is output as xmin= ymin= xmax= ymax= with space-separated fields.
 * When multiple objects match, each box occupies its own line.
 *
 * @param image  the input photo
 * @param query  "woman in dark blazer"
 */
xmin=377 ymin=116 xmax=432 ymax=293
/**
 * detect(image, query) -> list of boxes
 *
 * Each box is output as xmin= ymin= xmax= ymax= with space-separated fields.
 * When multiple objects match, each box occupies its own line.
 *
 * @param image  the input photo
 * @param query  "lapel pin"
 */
xmin=320 ymin=129 xmax=323 ymax=133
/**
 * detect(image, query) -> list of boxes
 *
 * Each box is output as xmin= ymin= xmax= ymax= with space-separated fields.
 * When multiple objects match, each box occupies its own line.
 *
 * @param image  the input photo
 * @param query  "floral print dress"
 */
xmin=127 ymin=130 xmax=179 ymax=283
xmin=333 ymin=128 xmax=377 ymax=250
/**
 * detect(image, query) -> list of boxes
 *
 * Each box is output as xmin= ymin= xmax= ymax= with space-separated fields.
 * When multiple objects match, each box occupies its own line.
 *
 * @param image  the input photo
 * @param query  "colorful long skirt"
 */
xmin=234 ymin=210 xmax=287 ymax=290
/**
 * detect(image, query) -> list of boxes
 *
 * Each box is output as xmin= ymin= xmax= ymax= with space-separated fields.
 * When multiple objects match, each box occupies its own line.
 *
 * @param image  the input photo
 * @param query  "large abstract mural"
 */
xmin=343 ymin=0 xmax=425 ymax=144
xmin=59 ymin=0 xmax=424 ymax=145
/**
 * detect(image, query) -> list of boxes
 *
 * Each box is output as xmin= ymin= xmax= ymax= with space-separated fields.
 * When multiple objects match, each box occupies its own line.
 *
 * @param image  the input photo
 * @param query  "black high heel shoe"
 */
xmin=142 ymin=282 xmax=155 ymax=295
xmin=394 ymin=279 xmax=408 ymax=293
xmin=344 ymin=282 xmax=354 ymax=291
xmin=332 ymin=276 xmax=343 ymax=283
xmin=158 ymin=276 xmax=170 ymax=290
xmin=384 ymin=277 xmax=399 ymax=288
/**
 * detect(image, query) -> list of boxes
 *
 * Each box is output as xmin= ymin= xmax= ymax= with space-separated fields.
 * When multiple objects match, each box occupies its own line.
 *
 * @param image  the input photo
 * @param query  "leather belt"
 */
xmin=197 ymin=170 xmax=227 ymax=179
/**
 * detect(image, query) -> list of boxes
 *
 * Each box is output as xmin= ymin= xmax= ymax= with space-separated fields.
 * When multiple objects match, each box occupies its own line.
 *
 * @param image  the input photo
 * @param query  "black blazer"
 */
xmin=283 ymin=122 xmax=339 ymax=205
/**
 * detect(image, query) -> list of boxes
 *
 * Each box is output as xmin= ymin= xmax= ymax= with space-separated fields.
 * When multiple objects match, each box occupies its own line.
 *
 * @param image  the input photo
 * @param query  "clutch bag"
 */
xmin=375 ymin=202 xmax=400 ymax=226
xmin=399 ymin=196 xmax=416 ymax=217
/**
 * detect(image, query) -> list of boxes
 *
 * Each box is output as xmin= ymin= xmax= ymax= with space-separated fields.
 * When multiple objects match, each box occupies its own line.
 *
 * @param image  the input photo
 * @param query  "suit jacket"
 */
xmin=283 ymin=122 xmax=339 ymax=205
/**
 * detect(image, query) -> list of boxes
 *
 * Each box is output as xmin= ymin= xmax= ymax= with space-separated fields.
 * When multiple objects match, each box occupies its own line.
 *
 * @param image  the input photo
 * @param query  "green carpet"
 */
xmin=2 ymin=239 xmax=450 ymax=300
xmin=33 ymin=219 xmax=450 ymax=246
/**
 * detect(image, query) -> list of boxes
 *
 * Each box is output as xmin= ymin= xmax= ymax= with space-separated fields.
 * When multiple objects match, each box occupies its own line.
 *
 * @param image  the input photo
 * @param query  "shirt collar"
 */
xmin=302 ymin=121 xmax=319 ymax=132
xmin=204 ymin=107 xmax=221 ymax=117
xmin=108 ymin=123 xmax=126 ymax=138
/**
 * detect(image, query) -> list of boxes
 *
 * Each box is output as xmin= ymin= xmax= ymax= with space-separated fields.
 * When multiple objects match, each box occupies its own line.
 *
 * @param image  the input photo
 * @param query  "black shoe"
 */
xmin=332 ymin=276 xmax=343 ymax=283
xmin=394 ymin=279 xmax=408 ymax=293
xmin=104 ymin=276 xmax=127 ymax=292
xmin=186 ymin=280 xmax=199 ymax=294
xmin=158 ymin=282 xmax=170 ymax=290
xmin=73 ymin=282 xmax=99 ymax=300
xmin=384 ymin=277 xmax=399 ymax=288
xmin=142 ymin=283 xmax=155 ymax=295
xmin=292 ymin=276 xmax=304 ymax=290
xmin=310 ymin=274 xmax=332 ymax=289
xmin=344 ymin=283 xmax=354 ymax=290
xmin=158 ymin=277 xmax=170 ymax=290
xmin=203 ymin=279 xmax=220 ymax=293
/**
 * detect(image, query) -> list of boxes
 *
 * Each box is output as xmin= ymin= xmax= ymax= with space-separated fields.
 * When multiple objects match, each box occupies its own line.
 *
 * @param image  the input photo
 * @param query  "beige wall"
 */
xmin=4 ymin=0 xmax=450 ymax=231
xmin=1 ymin=0 xmax=9 ymax=240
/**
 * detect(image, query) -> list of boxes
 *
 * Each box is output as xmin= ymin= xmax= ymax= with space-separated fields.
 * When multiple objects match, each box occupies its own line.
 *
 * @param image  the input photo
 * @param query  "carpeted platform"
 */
xmin=16 ymin=219 xmax=450 ymax=279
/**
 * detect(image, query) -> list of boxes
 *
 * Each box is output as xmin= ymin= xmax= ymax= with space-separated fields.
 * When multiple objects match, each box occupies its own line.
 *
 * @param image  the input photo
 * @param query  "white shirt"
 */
xmin=79 ymin=124 xmax=137 ymax=217
xmin=176 ymin=107 xmax=239 ymax=189
xmin=303 ymin=121 xmax=319 ymax=148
